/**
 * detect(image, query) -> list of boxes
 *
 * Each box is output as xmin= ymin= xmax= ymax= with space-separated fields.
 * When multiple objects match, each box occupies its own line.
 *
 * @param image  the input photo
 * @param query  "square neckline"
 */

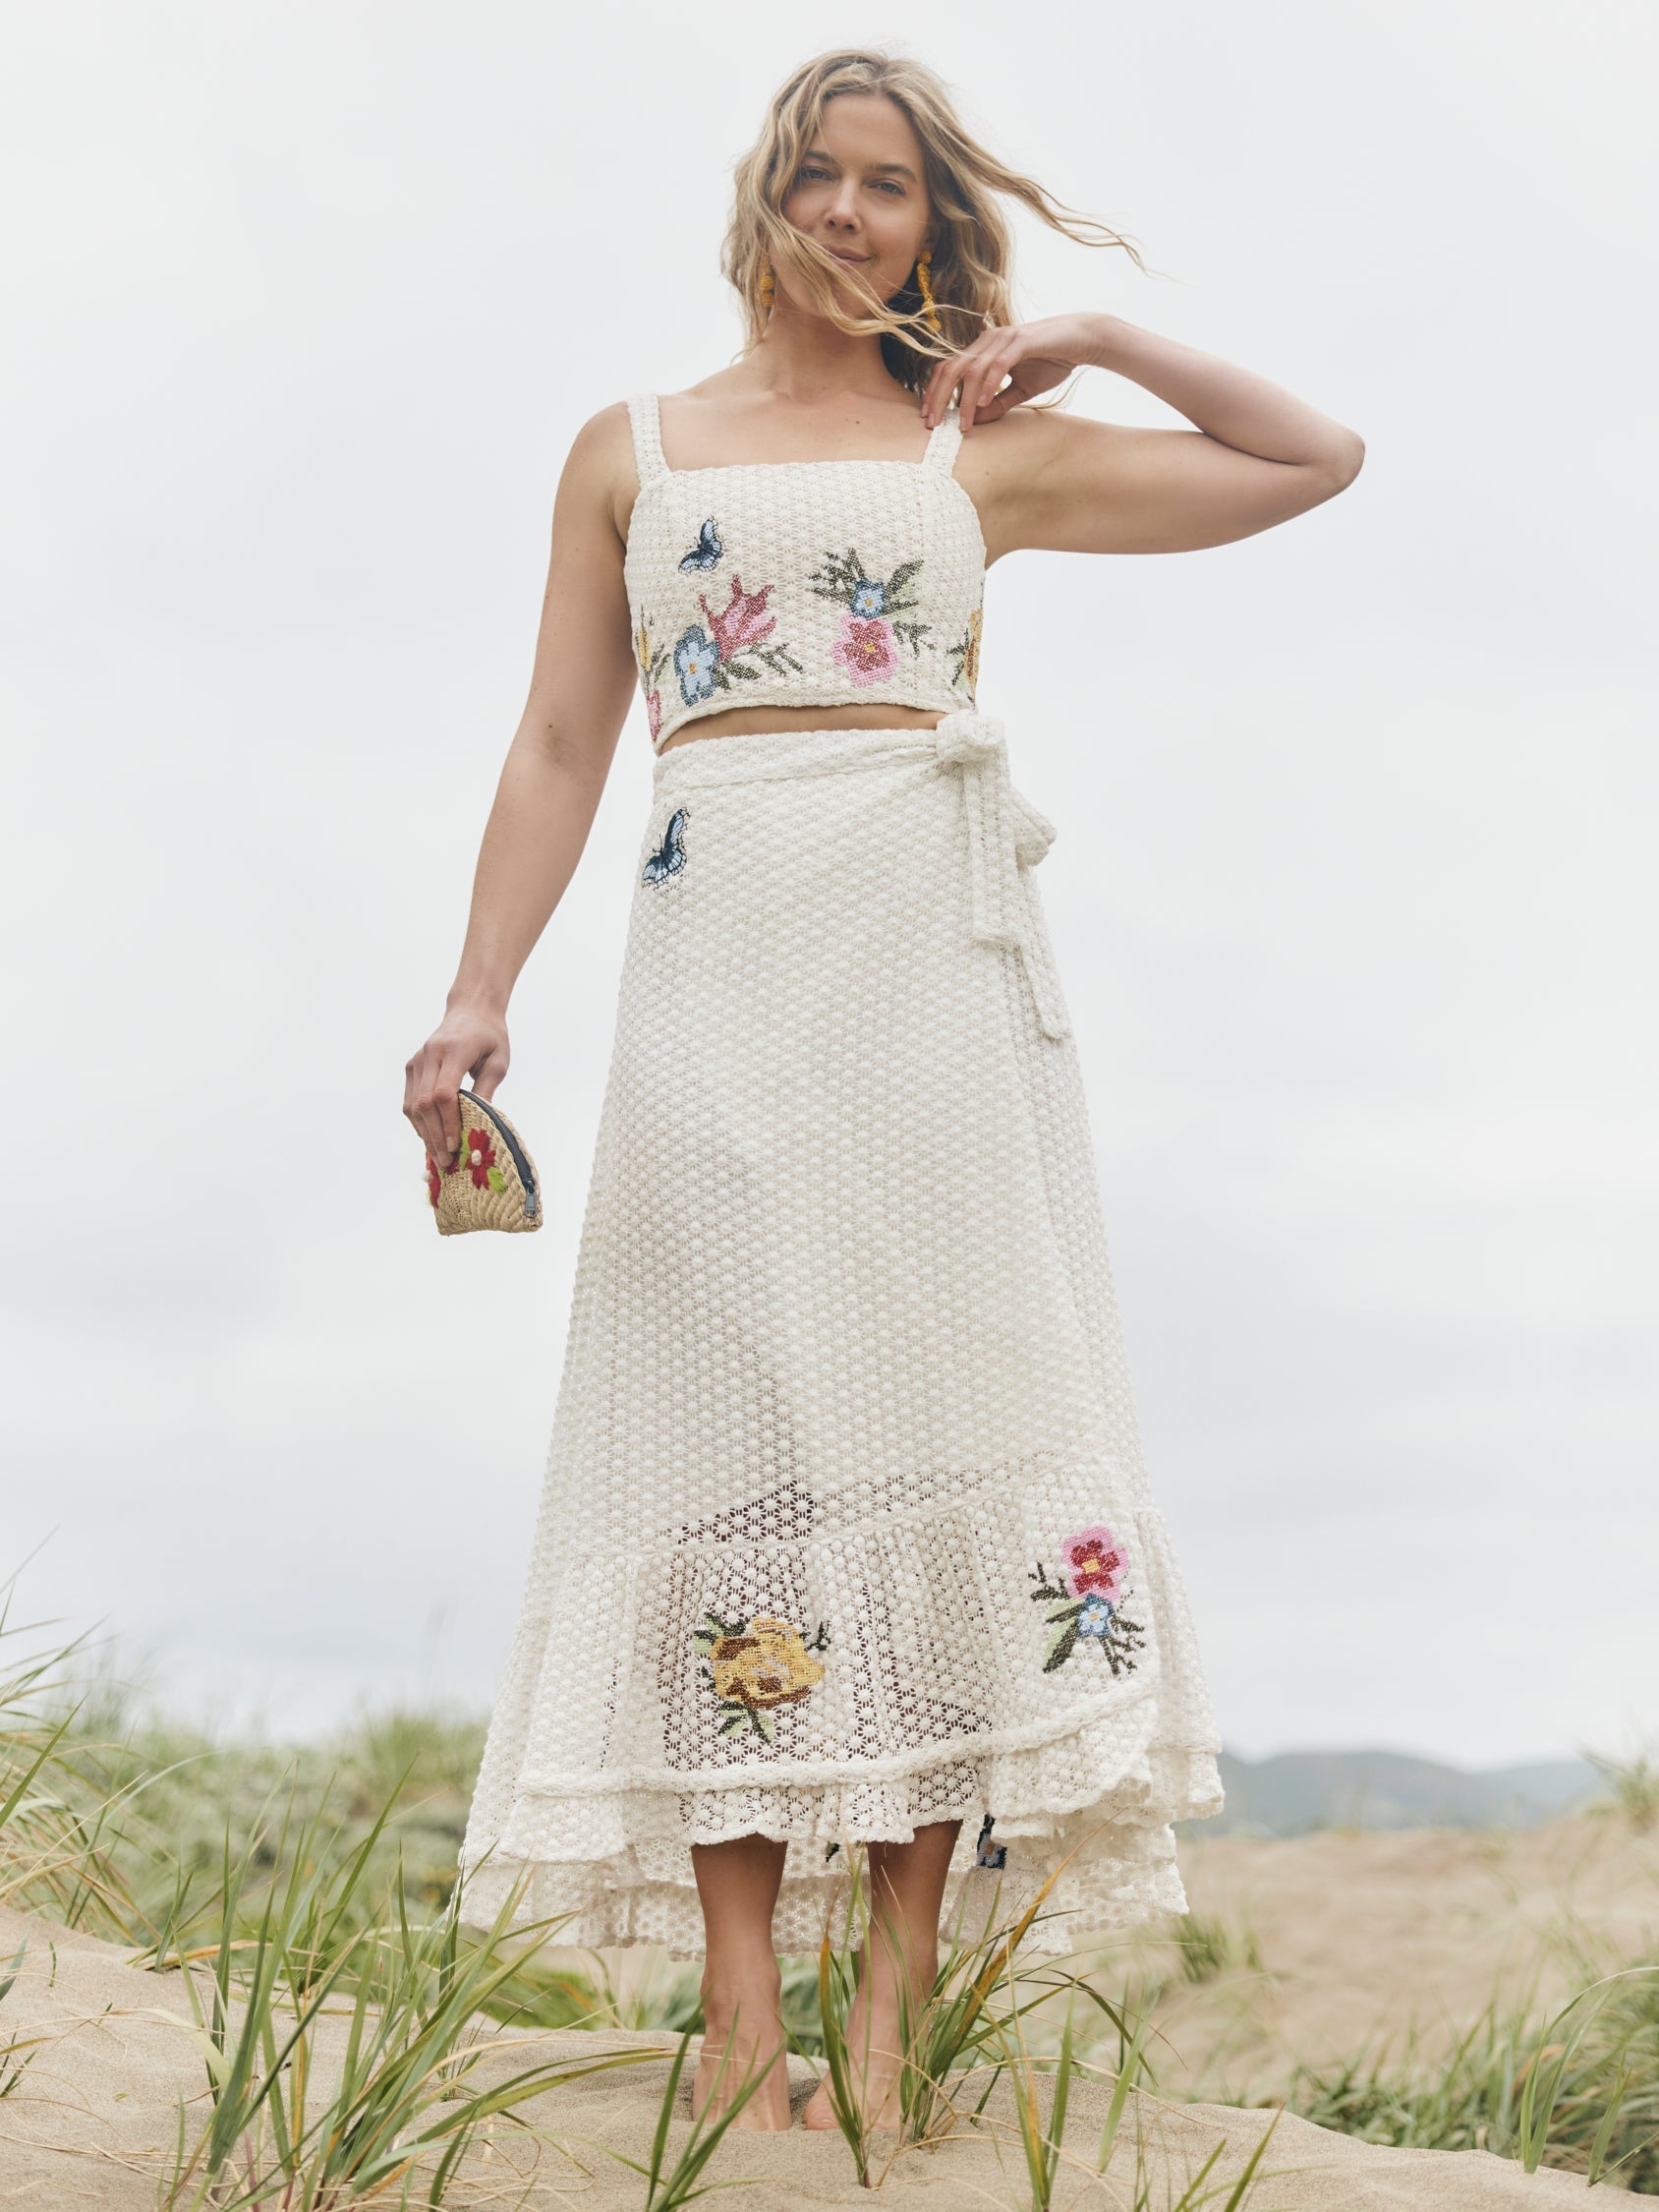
xmin=634 ymin=389 xmax=962 ymax=478
xmin=625 ymin=394 xmax=987 ymax=567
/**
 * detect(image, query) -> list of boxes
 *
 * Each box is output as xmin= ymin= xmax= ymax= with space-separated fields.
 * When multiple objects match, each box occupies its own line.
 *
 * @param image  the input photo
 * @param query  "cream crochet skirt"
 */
xmin=457 ymin=713 xmax=1224 ymax=1956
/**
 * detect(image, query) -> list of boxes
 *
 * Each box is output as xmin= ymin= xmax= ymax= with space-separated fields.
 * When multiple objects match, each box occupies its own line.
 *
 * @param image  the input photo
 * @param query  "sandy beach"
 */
xmin=2 ymin=1813 xmax=1650 ymax=2208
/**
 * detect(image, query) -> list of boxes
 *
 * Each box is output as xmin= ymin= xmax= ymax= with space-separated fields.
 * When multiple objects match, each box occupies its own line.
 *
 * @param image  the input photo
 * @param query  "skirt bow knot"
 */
xmin=931 ymin=709 xmax=1070 ymax=1041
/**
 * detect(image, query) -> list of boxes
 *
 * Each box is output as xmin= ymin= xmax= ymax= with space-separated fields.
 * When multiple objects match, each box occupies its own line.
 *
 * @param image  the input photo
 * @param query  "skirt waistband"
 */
xmin=654 ymin=709 xmax=1071 ymax=1042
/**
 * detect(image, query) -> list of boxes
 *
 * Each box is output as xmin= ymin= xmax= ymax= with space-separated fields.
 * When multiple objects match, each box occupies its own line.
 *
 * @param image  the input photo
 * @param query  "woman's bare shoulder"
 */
xmin=555 ymin=402 xmax=644 ymax=538
xmin=954 ymin=402 xmax=1093 ymax=482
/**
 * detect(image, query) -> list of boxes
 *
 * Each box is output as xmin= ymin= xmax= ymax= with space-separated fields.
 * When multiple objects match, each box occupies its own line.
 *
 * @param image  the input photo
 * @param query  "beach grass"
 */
xmin=7 ymin=1593 xmax=1657 ymax=2196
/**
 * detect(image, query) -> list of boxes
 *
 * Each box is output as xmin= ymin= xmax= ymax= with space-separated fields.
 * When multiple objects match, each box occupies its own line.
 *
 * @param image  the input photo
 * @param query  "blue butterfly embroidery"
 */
xmin=642 ymin=809 xmax=688 ymax=886
xmin=974 ymin=1814 xmax=1006 ymax=1870
xmin=678 ymin=518 xmax=723 ymax=573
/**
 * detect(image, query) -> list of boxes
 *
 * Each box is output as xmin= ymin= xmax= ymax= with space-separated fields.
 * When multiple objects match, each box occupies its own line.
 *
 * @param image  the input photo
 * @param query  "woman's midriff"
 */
xmin=658 ymin=703 xmax=946 ymax=753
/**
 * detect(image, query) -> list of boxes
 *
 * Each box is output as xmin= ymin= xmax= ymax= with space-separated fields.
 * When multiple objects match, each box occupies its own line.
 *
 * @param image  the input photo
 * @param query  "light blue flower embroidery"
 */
xmin=673 ymin=624 xmax=719 ymax=704
xmin=849 ymin=578 xmax=887 ymax=617
xmin=1075 ymin=1594 xmax=1115 ymax=1639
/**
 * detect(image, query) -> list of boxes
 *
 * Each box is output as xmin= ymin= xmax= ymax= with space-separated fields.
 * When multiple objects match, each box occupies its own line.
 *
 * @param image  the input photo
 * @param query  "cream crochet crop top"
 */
xmin=624 ymin=392 xmax=987 ymax=751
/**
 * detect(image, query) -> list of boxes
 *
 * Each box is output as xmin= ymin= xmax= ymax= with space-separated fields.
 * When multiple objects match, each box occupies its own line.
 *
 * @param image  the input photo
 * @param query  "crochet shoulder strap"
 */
xmin=922 ymin=401 xmax=964 ymax=476
xmin=626 ymin=393 xmax=669 ymax=486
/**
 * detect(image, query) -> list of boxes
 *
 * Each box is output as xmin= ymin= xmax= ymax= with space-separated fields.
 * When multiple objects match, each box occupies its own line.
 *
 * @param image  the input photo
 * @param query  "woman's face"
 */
xmin=777 ymin=93 xmax=932 ymax=319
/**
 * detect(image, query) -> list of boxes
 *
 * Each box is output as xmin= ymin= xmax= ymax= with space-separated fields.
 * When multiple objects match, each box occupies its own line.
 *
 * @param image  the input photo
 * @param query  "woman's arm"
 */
xmin=403 ymin=405 xmax=639 ymax=1169
xmin=925 ymin=313 xmax=1364 ymax=559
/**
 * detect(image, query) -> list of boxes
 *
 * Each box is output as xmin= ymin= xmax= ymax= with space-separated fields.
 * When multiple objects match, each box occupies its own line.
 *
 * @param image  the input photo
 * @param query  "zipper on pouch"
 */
xmin=459 ymin=1090 xmax=540 ymax=1223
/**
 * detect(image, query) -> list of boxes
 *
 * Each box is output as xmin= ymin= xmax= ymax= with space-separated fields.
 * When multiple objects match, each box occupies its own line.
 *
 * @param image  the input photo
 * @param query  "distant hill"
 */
xmin=1183 ymin=1748 xmax=1603 ymax=1837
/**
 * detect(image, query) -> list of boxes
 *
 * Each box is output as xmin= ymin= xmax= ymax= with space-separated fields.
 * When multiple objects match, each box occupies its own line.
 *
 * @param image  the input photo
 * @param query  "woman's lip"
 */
xmin=828 ymin=250 xmax=869 ymax=265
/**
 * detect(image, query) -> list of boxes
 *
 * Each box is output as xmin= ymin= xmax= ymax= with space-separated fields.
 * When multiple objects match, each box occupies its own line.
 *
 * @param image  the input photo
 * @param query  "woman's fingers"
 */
xmin=960 ymin=342 xmax=1017 ymax=431
xmin=924 ymin=322 xmax=1080 ymax=430
xmin=407 ymin=1044 xmax=463 ymax=1165
xmin=405 ymin=1013 xmax=512 ymax=1169
xmin=925 ymin=336 xmax=1001 ymax=427
xmin=434 ymin=1056 xmax=469 ymax=1164
xmin=972 ymin=363 xmax=1032 ymax=424
xmin=404 ymin=1051 xmax=442 ymax=1165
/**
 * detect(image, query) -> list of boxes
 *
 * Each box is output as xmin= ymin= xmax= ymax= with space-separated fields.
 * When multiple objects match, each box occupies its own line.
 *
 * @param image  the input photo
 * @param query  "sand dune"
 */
xmin=0 ymin=1879 xmax=1614 ymax=2209
xmin=1130 ymin=1811 xmax=1659 ymax=2101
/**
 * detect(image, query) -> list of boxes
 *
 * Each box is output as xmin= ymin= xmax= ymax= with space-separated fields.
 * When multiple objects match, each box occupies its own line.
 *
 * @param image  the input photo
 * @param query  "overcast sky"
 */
xmin=5 ymin=1 xmax=1654 ymax=1768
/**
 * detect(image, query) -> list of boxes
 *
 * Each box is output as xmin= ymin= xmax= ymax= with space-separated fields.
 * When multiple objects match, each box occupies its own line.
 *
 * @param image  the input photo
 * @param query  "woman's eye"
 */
xmin=797 ymin=164 xmax=832 ymax=183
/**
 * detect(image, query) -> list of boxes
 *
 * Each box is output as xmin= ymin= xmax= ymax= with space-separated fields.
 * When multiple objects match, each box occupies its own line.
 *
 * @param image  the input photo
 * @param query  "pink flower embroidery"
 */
xmin=1061 ymin=1526 xmax=1127 ymax=1601
xmin=646 ymin=689 xmax=663 ymax=742
xmin=831 ymin=614 xmax=896 ymax=686
xmin=701 ymin=574 xmax=776 ymax=659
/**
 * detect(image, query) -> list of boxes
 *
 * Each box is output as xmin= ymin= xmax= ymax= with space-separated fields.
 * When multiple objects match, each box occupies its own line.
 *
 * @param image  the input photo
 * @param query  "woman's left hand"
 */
xmin=921 ymin=313 xmax=1108 ymax=433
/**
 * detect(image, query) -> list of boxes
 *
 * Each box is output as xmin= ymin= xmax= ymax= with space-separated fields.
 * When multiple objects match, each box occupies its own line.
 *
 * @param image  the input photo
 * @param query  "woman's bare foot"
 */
xmin=692 ymin=1963 xmax=793 ymax=2131
xmin=800 ymin=1990 xmax=905 ymax=2132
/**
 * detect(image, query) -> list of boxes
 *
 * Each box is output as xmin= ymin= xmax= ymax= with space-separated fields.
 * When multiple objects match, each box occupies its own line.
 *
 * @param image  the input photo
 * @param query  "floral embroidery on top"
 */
xmin=462 ymin=1126 xmax=509 ymax=1195
xmin=634 ymin=617 xmax=668 ymax=744
xmin=809 ymin=549 xmax=929 ymax=686
xmin=1029 ymin=1524 xmax=1145 ymax=1676
xmin=666 ymin=576 xmax=804 ymax=712
xmin=694 ymin=1612 xmax=829 ymax=1742
xmin=946 ymin=607 xmax=983 ymax=697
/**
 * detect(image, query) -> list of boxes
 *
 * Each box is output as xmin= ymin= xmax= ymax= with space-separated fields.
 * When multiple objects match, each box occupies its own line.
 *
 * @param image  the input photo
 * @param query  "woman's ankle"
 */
xmin=700 ymin=1955 xmax=782 ymax=2031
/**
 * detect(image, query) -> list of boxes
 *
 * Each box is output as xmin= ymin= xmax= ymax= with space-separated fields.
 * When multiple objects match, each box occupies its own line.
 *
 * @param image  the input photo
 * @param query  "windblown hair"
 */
xmin=722 ymin=50 xmax=1144 ymax=393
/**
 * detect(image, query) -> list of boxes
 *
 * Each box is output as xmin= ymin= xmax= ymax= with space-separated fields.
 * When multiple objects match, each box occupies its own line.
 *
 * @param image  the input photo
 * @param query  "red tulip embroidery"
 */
xmin=640 ymin=569 xmax=802 ymax=716
xmin=702 ymin=574 xmax=776 ymax=658
xmin=424 ymin=1155 xmax=442 ymax=1208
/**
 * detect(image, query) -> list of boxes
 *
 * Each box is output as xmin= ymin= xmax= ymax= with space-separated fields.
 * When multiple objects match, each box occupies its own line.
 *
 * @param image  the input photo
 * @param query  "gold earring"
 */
xmin=915 ymin=251 xmax=942 ymax=335
xmin=758 ymin=257 xmax=775 ymax=314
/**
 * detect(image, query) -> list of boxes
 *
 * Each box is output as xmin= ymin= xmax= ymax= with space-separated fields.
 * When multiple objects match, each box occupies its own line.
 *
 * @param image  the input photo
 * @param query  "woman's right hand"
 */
xmin=404 ymin=1002 xmax=511 ymax=1170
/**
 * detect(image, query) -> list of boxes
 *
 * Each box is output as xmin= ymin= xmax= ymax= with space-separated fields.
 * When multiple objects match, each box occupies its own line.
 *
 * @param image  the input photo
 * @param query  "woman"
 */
xmin=405 ymin=49 xmax=1361 ymax=2133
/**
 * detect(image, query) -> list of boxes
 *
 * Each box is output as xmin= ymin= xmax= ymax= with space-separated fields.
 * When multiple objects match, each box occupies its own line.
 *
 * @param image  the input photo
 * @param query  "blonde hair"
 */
xmin=722 ymin=49 xmax=1144 ymax=392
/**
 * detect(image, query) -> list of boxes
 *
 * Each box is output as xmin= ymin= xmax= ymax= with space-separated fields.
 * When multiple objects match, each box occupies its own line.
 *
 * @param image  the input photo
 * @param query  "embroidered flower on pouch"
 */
xmin=1029 ymin=1526 xmax=1145 ymax=1677
xmin=832 ymin=614 xmax=898 ymax=686
xmin=702 ymin=574 xmax=776 ymax=658
xmin=975 ymin=1813 xmax=1006 ymax=1870
xmin=694 ymin=1611 xmax=829 ymax=1743
xmin=809 ymin=548 xmax=929 ymax=665
xmin=1062 ymin=1526 xmax=1127 ymax=1601
xmin=462 ymin=1127 xmax=508 ymax=1195
xmin=673 ymin=624 xmax=720 ymax=705
xmin=424 ymin=1154 xmax=442 ymax=1208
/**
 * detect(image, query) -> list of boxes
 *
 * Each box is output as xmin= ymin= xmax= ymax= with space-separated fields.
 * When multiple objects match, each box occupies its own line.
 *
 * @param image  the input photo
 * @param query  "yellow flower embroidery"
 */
xmin=695 ymin=1611 xmax=829 ymax=1741
xmin=948 ymin=607 xmax=983 ymax=697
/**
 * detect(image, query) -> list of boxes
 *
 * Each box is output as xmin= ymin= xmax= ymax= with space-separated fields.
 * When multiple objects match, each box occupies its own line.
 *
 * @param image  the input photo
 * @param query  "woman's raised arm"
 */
xmin=925 ymin=312 xmax=1364 ymax=559
xmin=403 ymin=405 xmax=639 ymax=1169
